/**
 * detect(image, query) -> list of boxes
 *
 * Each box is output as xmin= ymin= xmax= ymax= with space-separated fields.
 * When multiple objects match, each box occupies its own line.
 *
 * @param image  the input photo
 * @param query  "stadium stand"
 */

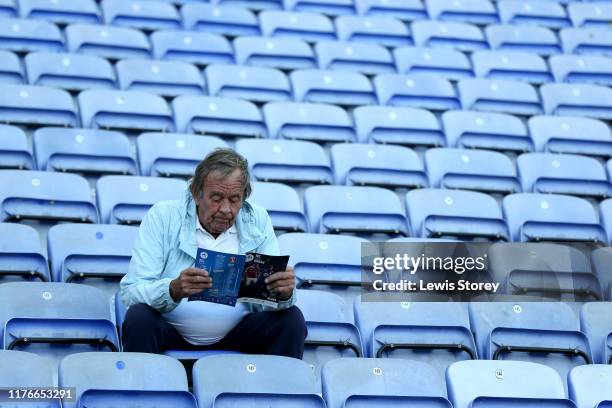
xmin=568 ymin=3 xmax=612 ymax=29
xmin=181 ymin=4 xmax=261 ymax=37
xmin=486 ymin=24 xmax=561 ymax=55
xmin=0 ymin=18 xmax=63 ymax=53
xmin=599 ymin=200 xmax=612 ymax=246
xmin=17 ymin=0 xmax=100 ymax=25
xmin=0 ymin=49 xmax=24 ymax=84
xmin=315 ymin=41 xmax=395 ymax=75
xmin=560 ymin=28 xmax=612 ymax=56
xmin=0 ymin=222 xmax=49 ymax=282
xmin=291 ymin=69 xmax=376 ymax=106
xmin=471 ymin=50 xmax=552 ymax=84
xmin=100 ymin=0 xmax=181 ymax=31
xmin=394 ymin=46 xmax=473 ymax=80
xmin=284 ymin=0 xmax=356 ymax=16
xmin=375 ymin=74 xmax=460 ymax=111
xmin=426 ymin=0 xmax=499 ymax=25
xmin=0 ymin=0 xmax=17 ymax=17
xmin=457 ymin=78 xmax=542 ymax=116
xmin=569 ymin=365 xmax=612 ymax=408
xmin=260 ymin=10 xmax=335 ymax=42
xmin=0 ymin=350 xmax=59 ymax=395
xmin=549 ymin=55 xmax=612 ymax=87
xmin=497 ymin=0 xmax=571 ymax=29
xmin=355 ymin=0 xmax=428 ymax=21
xmin=540 ymin=83 xmax=612 ymax=120
xmin=0 ymin=124 xmax=33 ymax=170
xmin=150 ymin=30 xmax=234 ymax=65
xmin=205 ymin=64 xmax=291 ymax=102
xmin=412 ymin=21 xmax=488 ymax=51
xmin=580 ymin=302 xmax=612 ymax=364
xmin=116 ymin=59 xmax=205 ymax=97
xmin=249 ymin=181 xmax=309 ymax=233
xmin=221 ymin=0 xmax=283 ymax=11
xmin=335 ymin=15 xmax=412 ymax=47
xmin=592 ymin=248 xmax=612 ymax=301
xmin=65 ymin=24 xmax=151 ymax=60
xmin=234 ymin=36 xmax=316 ymax=69
xmin=0 ymin=84 xmax=78 ymax=127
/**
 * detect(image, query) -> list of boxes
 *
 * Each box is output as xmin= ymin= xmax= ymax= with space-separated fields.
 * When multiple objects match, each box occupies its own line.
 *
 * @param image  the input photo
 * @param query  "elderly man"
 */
xmin=120 ymin=148 xmax=307 ymax=358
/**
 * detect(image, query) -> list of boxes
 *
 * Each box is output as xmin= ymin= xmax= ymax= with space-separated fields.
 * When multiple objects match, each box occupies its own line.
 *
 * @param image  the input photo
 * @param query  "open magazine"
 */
xmin=188 ymin=248 xmax=290 ymax=308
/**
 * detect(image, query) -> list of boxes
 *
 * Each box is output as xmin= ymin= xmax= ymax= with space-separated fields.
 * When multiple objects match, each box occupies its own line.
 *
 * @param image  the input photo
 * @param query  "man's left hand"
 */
xmin=265 ymin=265 xmax=295 ymax=301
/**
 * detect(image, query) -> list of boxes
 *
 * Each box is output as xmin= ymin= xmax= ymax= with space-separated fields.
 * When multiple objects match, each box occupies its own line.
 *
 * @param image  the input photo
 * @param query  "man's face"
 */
xmin=195 ymin=169 xmax=244 ymax=237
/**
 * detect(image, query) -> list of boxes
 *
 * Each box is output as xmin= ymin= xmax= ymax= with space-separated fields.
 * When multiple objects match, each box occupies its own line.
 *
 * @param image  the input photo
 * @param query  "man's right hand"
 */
xmin=170 ymin=267 xmax=212 ymax=302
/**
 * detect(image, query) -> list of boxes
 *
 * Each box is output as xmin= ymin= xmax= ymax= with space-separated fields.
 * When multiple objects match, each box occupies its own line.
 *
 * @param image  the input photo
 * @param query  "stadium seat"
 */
xmin=218 ymin=0 xmax=283 ymax=11
xmin=406 ymin=189 xmax=508 ymax=240
xmin=260 ymin=10 xmax=335 ymax=42
xmin=181 ymin=4 xmax=260 ymax=36
xmin=0 ymin=18 xmax=63 ymax=53
xmin=97 ymin=176 xmax=186 ymax=225
xmin=517 ymin=153 xmax=610 ymax=198
xmin=592 ymin=248 xmax=612 ymax=300
xmin=561 ymin=28 xmax=612 ymax=56
xmin=235 ymin=138 xmax=333 ymax=184
xmin=354 ymin=105 xmax=444 ymax=146
xmin=322 ymin=358 xmax=450 ymax=408
xmin=0 ymin=223 xmax=48 ymax=282
xmin=528 ymin=116 xmax=612 ymax=158
xmin=486 ymin=24 xmax=561 ymax=55
xmin=568 ymin=3 xmax=612 ymax=29
xmin=101 ymin=0 xmax=181 ymax=31
xmin=0 ymin=350 xmax=58 ymax=395
xmin=447 ymin=360 xmax=570 ymax=408
xmin=25 ymin=52 xmax=116 ymax=91
xmin=138 ymin=133 xmax=227 ymax=178
xmin=174 ymin=96 xmax=267 ymax=138
xmin=0 ymin=84 xmax=78 ymax=127
xmin=471 ymin=50 xmax=552 ymax=84
xmin=426 ymin=148 xmax=519 ymax=193
xmin=443 ymin=110 xmax=530 ymax=152
xmin=375 ymin=74 xmax=460 ymax=111
xmin=291 ymin=69 xmax=376 ymax=106
xmin=0 ymin=49 xmax=24 ymax=84
xmin=116 ymin=59 xmax=205 ymax=97
xmin=59 ymin=352 xmax=196 ymax=408
xmin=0 ymin=0 xmax=17 ymax=17
xmin=549 ymin=55 xmax=612 ymax=86
xmin=600 ymin=200 xmax=612 ymax=245
xmin=458 ymin=78 xmax=542 ymax=115
xmin=394 ymin=46 xmax=473 ymax=80
xmin=205 ymin=64 xmax=291 ymax=102
xmin=193 ymin=355 xmax=324 ymax=408
xmin=0 ymin=170 xmax=98 ymax=223
xmin=412 ymin=21 xmax=488 ymax=51
xmin=284 ymin=0 xmax=356 ymax=16
xmin=0 ymin=124 xmax=33 ymax=170
xmin=249 ymin=182 xmax=308 ymax=233
xmin=331 ymin=143 xmax=427 ymax=188
xmin=355 ymin=0 xmax=428 ymax=21
xmin=234 ymin=36 xmax=316 ymax=70
xmin=541 ymin=83 xmax=612 ymax=120
xmin=315 ymin=41 xmax=395 ymax=75
xmin=150 ymin=30 xmax=233 ymax=65
xmin=426 ymin=0 xmax=498 ymax=25
xmin=335 ymin=15 xmax=412 ymax=47
xmin=264 ymin=101 xmax=355 ymax=142
xmin=502 ymin=193 xmax=606 ymax=243
xmin=65 ymin=23 xmax=151 ymax=60
xmin=569 ymin=365 xmax=612 ymax=408
xmin=580 ymin=303 xmax=612 ymax=364
xmin=498 ymin=0 xmax=571 ymax=28
xmin=33 ymin=127 xmax=137 ymax=176
xmin=305 ymin=185 xmax=409 ymax=236
xmin=19 ymin=0 xmax=100 ymax=24
xmin=78 ymin=89 xmax=174 ymax=132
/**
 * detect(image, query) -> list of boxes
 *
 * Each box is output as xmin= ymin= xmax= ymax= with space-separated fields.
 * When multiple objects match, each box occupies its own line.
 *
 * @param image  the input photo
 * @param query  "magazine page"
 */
xmin=238 ymin=253 xmax=290 ymax=308
xmin=188 ymin=248 xmax=246 ymax=306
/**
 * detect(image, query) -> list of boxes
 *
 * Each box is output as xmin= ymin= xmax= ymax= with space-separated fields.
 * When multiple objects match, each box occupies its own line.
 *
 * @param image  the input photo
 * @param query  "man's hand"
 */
xmin=170 ymin=267 xmax=212 ymax=302
xmin=265 ymin=265 xmax=295 ymax=301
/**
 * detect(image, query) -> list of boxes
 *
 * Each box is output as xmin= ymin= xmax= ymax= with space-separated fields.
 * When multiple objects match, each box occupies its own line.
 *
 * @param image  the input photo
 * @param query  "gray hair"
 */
xmin=190 ymin=148 xmax=251 ymax=201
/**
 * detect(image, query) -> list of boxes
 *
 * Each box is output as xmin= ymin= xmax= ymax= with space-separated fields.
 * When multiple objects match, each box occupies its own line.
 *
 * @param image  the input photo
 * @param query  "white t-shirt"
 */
xmin=163 ymin=221 xmax=249 ymax=345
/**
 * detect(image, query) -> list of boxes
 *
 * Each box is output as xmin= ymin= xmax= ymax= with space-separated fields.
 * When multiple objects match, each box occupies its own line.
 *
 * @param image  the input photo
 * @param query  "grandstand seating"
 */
xmin=394 ymin=46 xmax=473 ymax=80
xmin=65 ymin=24 xmax=151 ymax=60
xmin=540 ymin=83 xmax=612 ymax=120
xmin=498 ymin=0 xmax=571 ymax=29
xmin=412 ymin=21 xmax=488 ymax=51
xmin=18 ymin=0 xmax=100 ymax=25
xmin=0 ymin=222 xmax=49 ymax=282
xmin=549 ymin=55 xmax=612 ymax=86
xmin=181 ymin=3 xmax=260 ymax=36
xmin=150 ymin=31 xmax=234 ymax=65
xmin=458 ymin=78 xmax=542 ymax=116
xmin=427 ymin=0 xmax=498 ymax=25
xmin=260 ymin=10 xmax=335 ymax=42
xmin=315 ymin=41 xmax=395 ymax=75
xmin=592 ymin=248 xmax=612 ymax=301
xmin=205 ymin=64 xmax=291 ymax=102
xmin=291 ymin=69 xmax=376 ymax=106
xmin=355 ymin=0 xmax=428 ymax=21
xmin=100 ymin=0 xmax=181 ymax=31
xmin=0 ymin=49 xmax=23 ymax=84
xmin=250 ymin=181 xmax=308 ymax=232
xmin=580 ymin=302 xmax=612 ymax=364
xmin=471 ymin=50 xmax=552 ymax=84
xmin=284 ymin=0 xmax=356 ymax=16
xmin=116 ymin=59 xmax=205 ymax=97
xmin=0 ymin=18 xmax=63 ymax=53
xmin=0 ymin=350 xmax=58 ymax=394
xmin=486 ymin=24 xmax=561 ymax=55
xmin=335 ymin=15 xmax=412 ymax=47
xmin=375 ymin=74 xmax=460 ymax=111
xmin=561 ymin=28 xmax=612 ymax=56
xmin=568 ymin=365 xmax=612 ymax=408
xmin=568 ymin=3 xmax=612 ymax=29
xmin=234 ymin=36 xmax=316 ymax=69
xmin=0 ymin=84 xmax=78 ymax=127
xmin=0 ymin=124 xmax=33 ymax=170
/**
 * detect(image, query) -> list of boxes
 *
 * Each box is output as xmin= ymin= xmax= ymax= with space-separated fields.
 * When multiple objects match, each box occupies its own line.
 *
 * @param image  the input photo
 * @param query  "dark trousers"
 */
xmin=122 ymin=303 xmax=307 ymax=359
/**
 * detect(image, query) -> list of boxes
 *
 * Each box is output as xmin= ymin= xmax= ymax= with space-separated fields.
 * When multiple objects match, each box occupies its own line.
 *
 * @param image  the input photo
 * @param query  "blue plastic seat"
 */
xmin=486 ymin=24 xmax=561 ymax=55
xmin=206 ymin=64 xmax=290 ymax=103
xmin=541 ymin=83 xmax=612 ymax=120
xmin=426 ymin=147 xmax=519 ymax=193
xmin=335 ymin=15 xmax=412 ymax=47
xmin=25 ymin=52 xmax=116 ymax=91
xmin=0 ymin=83 xmax=77 ymax=127
xmin=218 ymin=0 xmax=283 ymax=11
xmin=181 ymin=4 xmax=260 ymax=36
xmin=412 ymin=21 xmax=488 ymax=51
xmin=517 ymin=152 xmax=610 ymax=198
xmin=427 ymin=0 xmax=498 ymax=24
xmin=0 ymin=170 xmax=98 ymax=223
xmin=0 ymin=18 xmax=63 ymax=53
xmin=549 ymin=55 xmax=612 ymax=86
xmin=315 ymin=41 xmax=395 ymax=75
xmin=355 ymin=0 xmax=427 ymax=21
xmin=406 ymin=188 xmax=508 ymax=240
xmin=0 ymin=350 xmax=59 ymax=397
xmin=284 ymin=0 xmax=356 ymax=16
xmin=561 ymin=28 xmax=612 ymax=56
xmin=0 ymin=124 xmax=33 ymax=170
xmin=458 ymin=78 xmax=542 ymax=115
xmin=193 ymin=355 xmax=324 ymax=408
xmin=305 ymin=185 xmax=409 ymax=236
xmin=471 ymin=50 xmax=552 ymax=84
xmin=600 ymin=200 xmax=612 ymax=245
xmin=442 ymin=110 xmax=530 ymax=152
xmin=264 ymin=101 xmax=355 ymax=143
xmin=116 ymin=59 xmax=204 ymax=97
xmin=354 ymin=105 xmax=444 ymax=146
xmin=498 ymin=0 xmax=571 ymax=28
xmin=235 ymin=138 xmax=333 ymax=184
xmin=66 ymin=23 xmax=151 ymax=60
xmin=375 ymin=74 xmax=460 ymax=111
xmin=34 ymin=127 xmax=137 ymax=176
xmin=332 ymin=143 xmax=427 ymax=188
xmin=18 ymin=0 xmax=100 ymax=24
xmin=0 ymin=49 xmax=24 ymax=83
xmin=592 ymin=248 xmax=612 ymax=300
xmin=101 ymin=0 xmax=181 ymax=31
xmin=59 ymin=352 xmax=196 ymax=408
xmin=151 ymin=30 xmax=233 ymax=65
xmin=137 ymin=132 xmax=227 ymax=178
xmin=78 ymin=89 xmax=174 ymax=132
xmin=569 ymin=365 xmax=612 ymax=408
xmin=260 ymin=10 xmax=335 ymax=42
xmin=580 ymin=302 xmax=612 ymax=364
xmin=568 ymin=3 xmax=612 ymax=29
xmin=0 ymin=223 xmax=48 ymax=283
xmin=97 ymin=175 xmax=186 ymax=225
xmin=249 ymin=181 xmax=308 ymax=233
xmin=291 ymin=69 xmax=376 ymax=106
xmin=174 ymin=96 xmax=266 ymax=138
xmin=394 ymin=46 xmax=473 ymax=80
xmin=0 ymin=0 xmax=17 ymax=17
xmin=234 ymin=36 xmax=316 ymax=70
xmin=503 ymin=193 xmax=606 ymax=243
